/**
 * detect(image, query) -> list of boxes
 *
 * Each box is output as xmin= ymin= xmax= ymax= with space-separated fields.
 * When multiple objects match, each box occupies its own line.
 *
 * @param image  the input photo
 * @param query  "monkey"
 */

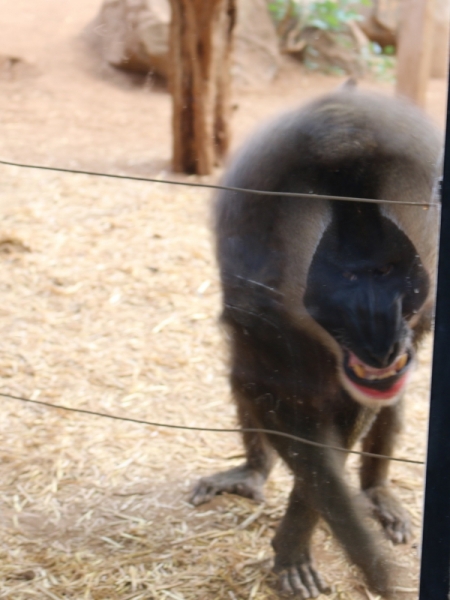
xmin=190 ymin=87 xmax=442 ymax=597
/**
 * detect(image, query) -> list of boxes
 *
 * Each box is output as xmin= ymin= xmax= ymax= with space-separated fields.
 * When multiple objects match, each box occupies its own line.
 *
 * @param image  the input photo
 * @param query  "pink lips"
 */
xmin=349 ymin=373 xmax=409 ymax=400
xmin=345 ymin=350 xmax=410 ymax=400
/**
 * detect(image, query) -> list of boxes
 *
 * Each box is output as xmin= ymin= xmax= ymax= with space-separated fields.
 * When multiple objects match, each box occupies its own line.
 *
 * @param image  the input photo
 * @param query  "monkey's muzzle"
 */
xmin=342 ymin=349 xmax=412 ymax=402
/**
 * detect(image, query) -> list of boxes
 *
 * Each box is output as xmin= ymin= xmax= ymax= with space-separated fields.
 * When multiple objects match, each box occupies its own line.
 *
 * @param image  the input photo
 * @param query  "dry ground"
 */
xmin=0 ymin=1 xmax=446 ymax=599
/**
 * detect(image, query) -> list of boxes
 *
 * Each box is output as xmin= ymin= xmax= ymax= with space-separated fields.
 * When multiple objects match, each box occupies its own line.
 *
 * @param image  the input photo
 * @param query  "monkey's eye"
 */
xmin=373 ymin=264 xmax=393 ymax=277
xmin=343 ymin=271 xmax=358 ymax=281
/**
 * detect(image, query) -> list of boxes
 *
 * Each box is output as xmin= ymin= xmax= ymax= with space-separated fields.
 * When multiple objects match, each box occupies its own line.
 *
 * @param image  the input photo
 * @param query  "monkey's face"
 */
xmin=304 ymin=203 xmax=430 ymax=407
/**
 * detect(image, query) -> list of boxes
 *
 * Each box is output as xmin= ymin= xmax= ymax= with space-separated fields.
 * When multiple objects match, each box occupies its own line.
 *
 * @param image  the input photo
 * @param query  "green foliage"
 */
xmin=267 ymin=0 xmax=296 ymax=20
xmin=306 ymin=0 xmax=364 ymax=32
xmin=267 ymin=0 xmax=371 ymax=32
xmin=267 ymin=0 xmax=396 ymax=81
xmin=362 ymin=42 xmax=396 ymax=81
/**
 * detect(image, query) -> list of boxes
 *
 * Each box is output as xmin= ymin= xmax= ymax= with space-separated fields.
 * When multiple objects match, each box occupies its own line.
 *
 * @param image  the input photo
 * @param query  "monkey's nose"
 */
xmin=365 ymin=341 xmax=400 ymax=369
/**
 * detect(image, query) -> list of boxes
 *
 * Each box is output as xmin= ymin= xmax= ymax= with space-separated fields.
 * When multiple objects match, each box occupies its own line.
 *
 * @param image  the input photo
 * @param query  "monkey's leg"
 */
xmin=272 ymin=481 xmax=331 ymax=598
xmin=360 ymin=404 xmax=411 ymax=544
xmin=190 ymin=403 xmax=276 ymax=506
xmin=271 ymin=441 xmax=392 ymax=597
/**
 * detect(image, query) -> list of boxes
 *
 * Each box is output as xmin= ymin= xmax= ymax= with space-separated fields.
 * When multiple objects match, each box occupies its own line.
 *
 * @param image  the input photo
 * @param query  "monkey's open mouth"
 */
xmin=342 ymin=350 xmax=412 ymax=400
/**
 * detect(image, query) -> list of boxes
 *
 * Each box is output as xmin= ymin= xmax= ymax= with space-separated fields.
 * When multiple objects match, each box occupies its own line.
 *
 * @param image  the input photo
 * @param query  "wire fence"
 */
xmin=0 ymin=158 xmax=439 ymax=207
xmin=0 ymin=391 xmax=424 ymax=465
xmin=0 ymin=157 xmax=430 ymax=468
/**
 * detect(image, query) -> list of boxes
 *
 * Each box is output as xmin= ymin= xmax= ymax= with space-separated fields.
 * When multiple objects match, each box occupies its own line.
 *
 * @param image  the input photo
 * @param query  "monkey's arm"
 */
xmin=267 ymin=427 xmax=393 ymax=596
xmin=360 ymin=404 xmax=411 ymax=544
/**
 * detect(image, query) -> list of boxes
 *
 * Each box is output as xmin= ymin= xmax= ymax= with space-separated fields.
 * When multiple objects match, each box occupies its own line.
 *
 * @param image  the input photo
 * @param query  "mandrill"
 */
xmin=191 ymin=86 xmax=441 ymax=597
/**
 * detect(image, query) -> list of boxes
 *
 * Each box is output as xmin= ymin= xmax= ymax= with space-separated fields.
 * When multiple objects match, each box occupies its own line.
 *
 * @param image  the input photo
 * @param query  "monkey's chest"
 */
xmin=346 ymin=405 xmax=380 ymax=448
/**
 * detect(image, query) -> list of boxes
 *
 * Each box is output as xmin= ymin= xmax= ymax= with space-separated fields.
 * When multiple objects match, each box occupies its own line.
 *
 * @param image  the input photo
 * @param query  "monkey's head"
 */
xmin=303 ymin=201 xmax=431 ymax=407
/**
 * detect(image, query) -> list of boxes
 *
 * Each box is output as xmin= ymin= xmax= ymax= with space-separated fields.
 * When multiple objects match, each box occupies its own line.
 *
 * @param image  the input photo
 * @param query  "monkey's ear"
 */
xmin=339 ymin=77 xmax=358 ymax=90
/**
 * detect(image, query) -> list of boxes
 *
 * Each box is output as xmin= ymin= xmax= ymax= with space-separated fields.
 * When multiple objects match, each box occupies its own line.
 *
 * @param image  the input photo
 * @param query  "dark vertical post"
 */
xmin=419 ymin=79 xmax=450 ymax=599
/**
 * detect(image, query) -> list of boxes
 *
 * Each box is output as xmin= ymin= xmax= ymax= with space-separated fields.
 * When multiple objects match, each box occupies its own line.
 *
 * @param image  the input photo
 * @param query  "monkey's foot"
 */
xmin=190 ymin=464 xmax=266 ymax=506
xmin=275 ymin=560 xmax=331 ymax=598
xmin=364 ymin=485 xmax=412 ymax=544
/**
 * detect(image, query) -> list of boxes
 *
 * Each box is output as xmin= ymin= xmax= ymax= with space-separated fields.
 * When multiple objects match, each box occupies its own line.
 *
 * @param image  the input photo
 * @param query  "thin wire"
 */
xmin=0 ymin=158 xmax=428 ymax=466
xmin=0 ymin=158 xmax=438 ymax=208
xmin=0 ymin=391 xmax=424 ymax=465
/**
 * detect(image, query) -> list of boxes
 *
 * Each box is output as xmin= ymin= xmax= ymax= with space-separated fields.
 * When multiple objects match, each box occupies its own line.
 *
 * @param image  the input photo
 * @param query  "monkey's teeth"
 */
xmin=350 ymin=353 xmax=409 ymax=381
xmin=367 ymin=372 xmax=391 ymax=380
xmin=353 ymin=364 xmax=366 ymax=379
xmin=395 ymin=353 xmax=408 ymax=371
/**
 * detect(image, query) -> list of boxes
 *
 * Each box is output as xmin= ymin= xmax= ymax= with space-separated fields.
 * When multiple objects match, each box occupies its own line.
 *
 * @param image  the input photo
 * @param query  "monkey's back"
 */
xmin=217 ymin=89 xmax=440 ymax=207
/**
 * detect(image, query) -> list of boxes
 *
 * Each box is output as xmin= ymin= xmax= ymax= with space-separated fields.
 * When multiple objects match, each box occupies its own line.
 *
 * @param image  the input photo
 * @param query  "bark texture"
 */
xmin=169 ymin=0 xmax=236 ymax=175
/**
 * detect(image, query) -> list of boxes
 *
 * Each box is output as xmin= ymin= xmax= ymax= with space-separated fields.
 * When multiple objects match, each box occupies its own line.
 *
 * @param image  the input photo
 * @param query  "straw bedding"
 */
xmin=0 ymin=163 xmax=431 ymax=599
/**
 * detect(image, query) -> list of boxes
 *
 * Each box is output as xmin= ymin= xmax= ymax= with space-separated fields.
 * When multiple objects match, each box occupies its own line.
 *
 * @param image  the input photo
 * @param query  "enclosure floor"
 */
xmin=0 ymin=0 xmax=444 ymax=598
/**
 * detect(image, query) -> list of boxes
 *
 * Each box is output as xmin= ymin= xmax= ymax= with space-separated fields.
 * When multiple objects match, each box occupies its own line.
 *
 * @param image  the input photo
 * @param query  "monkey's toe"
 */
xmin=276 ymin=562 xmax=331 ymax=598
xmin=364 ymin=485 xmax=412 ymax=544
xmin=190 ymin=464 xmax=266 ymax=506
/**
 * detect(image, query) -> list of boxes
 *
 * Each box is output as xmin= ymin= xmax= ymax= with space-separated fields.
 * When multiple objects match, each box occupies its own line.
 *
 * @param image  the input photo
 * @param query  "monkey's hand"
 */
xmin=190 ymin=464 xmax=266 ymax=506
xmin=364 ymin=485 xmax=412 ymax=544
xmin=274 ymin=555 xmax=331 ymax=598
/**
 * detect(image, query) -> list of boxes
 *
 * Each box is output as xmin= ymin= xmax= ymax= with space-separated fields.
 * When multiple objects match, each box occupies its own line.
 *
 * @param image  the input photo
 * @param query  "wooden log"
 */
xmin=169 ymin=0 xmax=236 ymax=175
xmin=396 ymin=0 xmax=434 ymax=107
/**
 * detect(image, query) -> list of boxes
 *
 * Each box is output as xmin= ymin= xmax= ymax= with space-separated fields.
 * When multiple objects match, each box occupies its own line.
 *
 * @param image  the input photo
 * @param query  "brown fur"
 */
xmin=191 ymin=89 xmax=441 ymax=596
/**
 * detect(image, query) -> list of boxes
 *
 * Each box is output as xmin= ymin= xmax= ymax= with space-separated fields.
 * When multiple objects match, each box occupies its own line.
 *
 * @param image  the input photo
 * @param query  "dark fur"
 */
xmin=191 ymin=89 xmax=441 ymax=596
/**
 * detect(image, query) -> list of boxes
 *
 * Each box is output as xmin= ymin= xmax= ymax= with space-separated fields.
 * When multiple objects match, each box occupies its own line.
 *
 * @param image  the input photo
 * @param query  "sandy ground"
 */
xmin=0 ymin=1 xmax=446 ymax=599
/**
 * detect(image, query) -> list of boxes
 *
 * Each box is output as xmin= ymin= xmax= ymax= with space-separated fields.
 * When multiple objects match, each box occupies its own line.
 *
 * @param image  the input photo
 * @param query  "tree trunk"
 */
xmin=169 ymin=0 xmax=236 ymax=175
xmin=395 ymin=0 xmax=434 ymax=108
